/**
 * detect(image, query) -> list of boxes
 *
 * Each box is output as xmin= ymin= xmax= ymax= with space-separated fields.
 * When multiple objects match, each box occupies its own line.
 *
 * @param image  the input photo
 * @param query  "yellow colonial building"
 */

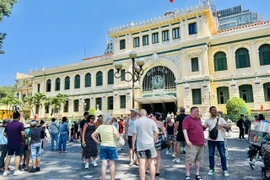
xmin=16 ymin=1 xmax=270 ymax=119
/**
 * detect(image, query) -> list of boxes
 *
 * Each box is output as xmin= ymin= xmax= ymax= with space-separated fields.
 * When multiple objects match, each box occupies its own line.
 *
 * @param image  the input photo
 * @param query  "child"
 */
xmin=28 ymin=120 xmax=47 ymax=173
xmin=22 ymin=126 xmax=30 ymax=171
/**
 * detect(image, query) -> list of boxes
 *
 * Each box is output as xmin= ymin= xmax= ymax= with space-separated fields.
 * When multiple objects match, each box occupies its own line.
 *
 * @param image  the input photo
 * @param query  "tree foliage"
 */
xmin=0 ymin=85 xmax=15 ymax=99
xmin=0 ymin=0 xmax=17 ymax=54
xmin=226 ymin=97 xmax=250 ymax=122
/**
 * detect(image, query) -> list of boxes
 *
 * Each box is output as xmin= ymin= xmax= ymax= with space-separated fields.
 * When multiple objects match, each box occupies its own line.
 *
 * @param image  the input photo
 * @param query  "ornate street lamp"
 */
xmin=114 ymin=51 xmax=144 ymax=108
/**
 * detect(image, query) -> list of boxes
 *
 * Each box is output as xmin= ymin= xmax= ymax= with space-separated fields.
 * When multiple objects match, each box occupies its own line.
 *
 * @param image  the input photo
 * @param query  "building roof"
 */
xmin=218 ymin=20 xmax=270 ymax=33
xmin=16 ymin=73 xmax=33 ymax=80
xmin=82 ymin=53 xmax=113 ymax=61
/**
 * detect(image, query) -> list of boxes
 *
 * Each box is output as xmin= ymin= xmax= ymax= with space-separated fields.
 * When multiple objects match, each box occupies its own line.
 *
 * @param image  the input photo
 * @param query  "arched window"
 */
xmin=259 ymin=44 xmax=270 ymax=66
xmin=217 ymin=87 xmax=229 ymax=104
xmin=96 ymin=71 xmax=103 ymax=86
xmin=235 ymin=48 xmax=250 ymax=68
xmin=214 ymin=52 xmax=227 ymax=71
xmin=85 ymin=73 xmax=91 ymax=87
xmin=46 ymin=79 xmax=51 ymax=92
xmin=263 ymin=83 xmax=270 ymax=101
xmin=96 ymin=97 xmax=102 ymax=110
xmin=107 ymin=69 xmax=114 ymax=85
xmin=55 ymin=78 xmax=61 ymax=91
xmin=239 ymin=85 xmax=254 ymax=103
xmin=64 ymin=76 xmax=70 ymax=90
xmin=74 ymin=74 xmax=80 ymax=89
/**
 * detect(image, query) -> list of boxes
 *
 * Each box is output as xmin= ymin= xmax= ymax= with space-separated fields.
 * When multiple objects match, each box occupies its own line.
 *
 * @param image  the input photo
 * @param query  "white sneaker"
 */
xmin=172 ymin=153 xmax=176 ymax=158
xmin=81 ymin=159 xmax=85 ymax=163
xmin=93 ymin=161 xmax=97 ymax=167
xmin=85 ymin=163 xmax=89 ymax=169
xmin=13 ymin=170 xmax=24 ymax=176
xmin=166 ymin=150 xmax=170 ymax=155
xmin=223 ymin=170 xmax=229 ymax=177
xmin=173 ymin=159 xmax=181 ymax=163
xmin=3 ymin=170 xmax=10 ymax=176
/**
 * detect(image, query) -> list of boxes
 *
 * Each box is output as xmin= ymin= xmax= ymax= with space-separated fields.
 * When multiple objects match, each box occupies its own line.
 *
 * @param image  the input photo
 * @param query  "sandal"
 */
xmin=195 ymin=174 xmax=203 ymax=180
xmin=185 ymin=175 xmax=191 ymax=180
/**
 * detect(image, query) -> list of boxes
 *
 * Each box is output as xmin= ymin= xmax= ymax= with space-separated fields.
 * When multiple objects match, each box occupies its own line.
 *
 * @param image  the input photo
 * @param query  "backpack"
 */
xmin=209 ymin=118 xmax=219 ymax=140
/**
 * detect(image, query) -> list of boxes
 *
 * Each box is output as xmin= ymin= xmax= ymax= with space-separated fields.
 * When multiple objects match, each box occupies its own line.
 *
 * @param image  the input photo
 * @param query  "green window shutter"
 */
xmin=37 ymin=84 xmax=40 ymax=92
xmin=162 ymin=30 xmax=169 ymax=41
xmin=120 ymin=39 xmax=126 ymax=50
xmin=259 ymin=44 xmax=270 ymax=66
xmin=64 ymin=101 xmax=69 ymax=112
xmin=120 ymin=95 xmax=126 ymax=108
xmin=152 ymin=33 xmax=159 ymax=44
xmin=172 ymin=28 xmax=180 ymax=39
xmin=236 ymin=48 xmax=250 ymax=68
xmin=191 ymin=58 xmax=199 ymax=72
xmin=46 ymin=79 xmax=51 ymax=92
xmin=74 ymin=75 xmax=80 ymax=89
xmin=133 ymin=37 xmax=140 ymax=47
xmin=189 ymin=23 xmax=197 ymax=35
xmin=143 ymin=35 xmax=149 ymax=46
xmin=65 ymin=77 xmax=70 ymax=90
xmin=96 ymin=72 xmax=103 ymax=86
xmin=96 ymin=98 xmax=102 ymax=110
xmin=120 ymin=69 xmax=125 ymax=81
xmin=239 ymin=85 xmax=254 ymax=103
xmin=214 ymin=52 xmax=228 ymax=71
xmin=74 ymin=100 xmax=79 ymax=112
xmin=192 ymin=89 xmax=202 ymax=104
xmin=55 ymin=78 xmax=61 ymax=91
xmin=108 ymin=69 xmax=114 ymax=85
xmin=107 ymin=96 xmax=113 ymax=110
xmin=85 ymin=73 xmax=91 ymax=87
xmin=217 ymin=87 xmax=229 ymax=104
xmin=264 ymin=83 xmax=270 ymax=101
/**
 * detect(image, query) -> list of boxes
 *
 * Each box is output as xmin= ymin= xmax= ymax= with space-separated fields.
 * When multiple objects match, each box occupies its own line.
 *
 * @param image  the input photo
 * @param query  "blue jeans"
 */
xmin=30 ymin=143 xmax=41 ymax=160
xmin=51 ymin=133 xmax=59 ymax=150
xmin=208 ymin=140 xmax=227 ymax=171
xmin=100 ymin=146 xmax=118 ymax=160
xmin=58 ymin=134 xmax=67 ymax=151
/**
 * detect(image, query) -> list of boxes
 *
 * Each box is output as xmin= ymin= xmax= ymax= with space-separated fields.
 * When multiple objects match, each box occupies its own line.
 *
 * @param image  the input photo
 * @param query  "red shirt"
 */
xmin=182 ymin=115 xmax=205 ymax=146
xmin=118 ymin=121 xmax=124 ymax=133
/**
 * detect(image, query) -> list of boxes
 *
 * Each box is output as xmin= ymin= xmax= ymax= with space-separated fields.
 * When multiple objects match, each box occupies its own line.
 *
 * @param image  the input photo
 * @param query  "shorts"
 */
xmin=176 ymin=132 xmax=185 ymax=142
xmin=30 ymin=143 xmax=41 ymax=160
xmin=128 ymin=136 xmax=133 ymax=148
xmin=100 ymin=146 xmax=118 ymax=160
xmin=167 ymin=135 xmax=176 ymax=142
xmin=7 ymin=145 xmax=23 ymax=156
xmin=137 ymin=147 xmax=157 ymax=159
xmin=185 ymin=145 xmax=204 ymax=164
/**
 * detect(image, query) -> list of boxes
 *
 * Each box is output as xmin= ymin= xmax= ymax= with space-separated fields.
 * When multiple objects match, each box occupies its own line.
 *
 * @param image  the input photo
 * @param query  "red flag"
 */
xmin=260 ymin=104 xmax=264 ymax=112
xmin=169 ymin=0 xmax=174 ymax=3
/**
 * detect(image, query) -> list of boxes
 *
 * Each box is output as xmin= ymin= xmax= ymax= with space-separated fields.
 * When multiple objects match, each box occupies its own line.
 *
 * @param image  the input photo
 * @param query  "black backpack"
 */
xmin=209 ymin=118 xmax=219 ymax=140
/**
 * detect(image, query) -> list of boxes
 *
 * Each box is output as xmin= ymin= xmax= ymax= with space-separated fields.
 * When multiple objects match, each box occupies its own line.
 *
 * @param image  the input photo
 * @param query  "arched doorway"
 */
xmin=137 ymin=66 xmax=177 ymax=118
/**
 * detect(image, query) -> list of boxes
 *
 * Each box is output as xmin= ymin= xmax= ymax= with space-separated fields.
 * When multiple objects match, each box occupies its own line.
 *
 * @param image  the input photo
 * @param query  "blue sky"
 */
xmin=0 ymin=0 xmax=269 ymax=86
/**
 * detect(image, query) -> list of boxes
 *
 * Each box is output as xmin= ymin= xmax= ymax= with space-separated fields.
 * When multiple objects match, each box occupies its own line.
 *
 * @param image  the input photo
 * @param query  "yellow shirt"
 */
xmin=96 ymin=125 xmax=117 ymax=147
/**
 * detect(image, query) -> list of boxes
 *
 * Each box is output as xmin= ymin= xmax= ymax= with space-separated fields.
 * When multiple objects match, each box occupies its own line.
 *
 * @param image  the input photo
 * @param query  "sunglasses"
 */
xmin=90 ymin=118 xmax=95 ymax=120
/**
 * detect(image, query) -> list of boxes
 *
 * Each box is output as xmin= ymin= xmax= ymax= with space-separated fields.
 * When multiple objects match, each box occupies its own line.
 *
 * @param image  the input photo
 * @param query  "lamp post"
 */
xmin=114 ymin=51 xmax=144 ymax=108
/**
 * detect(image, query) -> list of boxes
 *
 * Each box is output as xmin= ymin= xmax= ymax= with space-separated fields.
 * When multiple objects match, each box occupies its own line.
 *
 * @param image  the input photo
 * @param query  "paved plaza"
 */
xmin=2 ymin=133 xmax=261 ymax=180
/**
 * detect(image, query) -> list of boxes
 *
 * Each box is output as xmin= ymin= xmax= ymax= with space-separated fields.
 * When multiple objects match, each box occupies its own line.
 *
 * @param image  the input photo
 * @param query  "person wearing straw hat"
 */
xmin=125 ymin=108 xmax=139 ymax=166
xmin=92 ymin=114 xmax=120 ymax=180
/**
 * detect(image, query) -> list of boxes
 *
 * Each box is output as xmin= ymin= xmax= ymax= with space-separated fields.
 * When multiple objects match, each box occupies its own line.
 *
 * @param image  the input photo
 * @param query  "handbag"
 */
xmin=161 ymin=136 xmax=169 ymax=150
xmin=209 ymin=118 xmax=219 ymax=140
xmin=112 ymin=126 xmax=125 ymax=149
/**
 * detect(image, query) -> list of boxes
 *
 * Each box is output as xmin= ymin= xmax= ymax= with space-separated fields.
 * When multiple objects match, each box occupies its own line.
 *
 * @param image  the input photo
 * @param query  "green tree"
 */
xmin=50 ymin=93 xmax=68 ymax=118
xmin=32 ymin=92 xmax=46 ymax=117
xmin=226 ymin=97 xmax=250 ymax=122
xmin=0 ymin=85 xmax=16 ymax=99
xmin=24 ymin=96 xmax=35 ymax=117
xmin=0 ymin=93 xmax=20 ymax=118
xmin=0 ymin=0 xmax=18 ymax=54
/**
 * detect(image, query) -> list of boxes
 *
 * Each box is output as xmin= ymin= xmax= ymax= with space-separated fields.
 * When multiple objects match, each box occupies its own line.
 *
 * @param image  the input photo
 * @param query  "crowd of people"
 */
xmin=0 ymin=105 xmax=238 ymax=179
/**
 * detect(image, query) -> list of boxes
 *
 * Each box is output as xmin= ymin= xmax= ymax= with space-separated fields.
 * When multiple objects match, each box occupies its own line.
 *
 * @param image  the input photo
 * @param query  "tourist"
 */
xmin=80 ymin=112 xmax=89 ymax=162
xmin=82 ymin=115 xmax=98 ymax=168
xmin=236 ymin=114 xmax=245 ymax=140
xmin=182 ymin=106 xmax=205 ymax=180
xmin=48 ymin=118 xmax=59 ymax=151
xmin=150 ymin=112 xmax=165 ymax=177
xmin=39 ymin=120 xmax=46 ymax=151
xmin=95 ymin=115 xmax=103 ymax=129
xmin=58 ymin=117 xmax=69 ymax=153
xmin=28 ymin=120 xmax=47 ymax=173
xmin=70 ymin=124 xmax=75 ymax=141
xmin=174 ymin=107 xmax=187 ymax=163
xmin=118 ymin=117 xmax=124 ymax=138
xmin=203 ymin=106 xmax=229 ymax=177
xmin=22 ymin=125 xmax=30 ymax=171
xmin=3 ymin=112 xmax=25 ymax=176
xmin=133 ymin=109 xmax=159 ymax=180
xmin=125 ymin=108 xmax=139 ymax=166
xmin=244 ymin=116 xmax=251 ymax=135
xmin=0 ymin=120 xmax=10 ymax=172
xmin=92 ymin=114 xmax=120 ymax=180
xmin=74 ymin=122 xmax=78 ymax=140
xmin=166 ymin=116 xmax=175 ymax=156
xmin=258 ymin=113 xmax=265 ymax=122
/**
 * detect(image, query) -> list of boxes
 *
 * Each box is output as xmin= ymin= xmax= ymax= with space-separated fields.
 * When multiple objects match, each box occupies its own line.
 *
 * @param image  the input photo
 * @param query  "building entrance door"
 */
xmin=141 ymin=102 xmax=176 ymax=120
